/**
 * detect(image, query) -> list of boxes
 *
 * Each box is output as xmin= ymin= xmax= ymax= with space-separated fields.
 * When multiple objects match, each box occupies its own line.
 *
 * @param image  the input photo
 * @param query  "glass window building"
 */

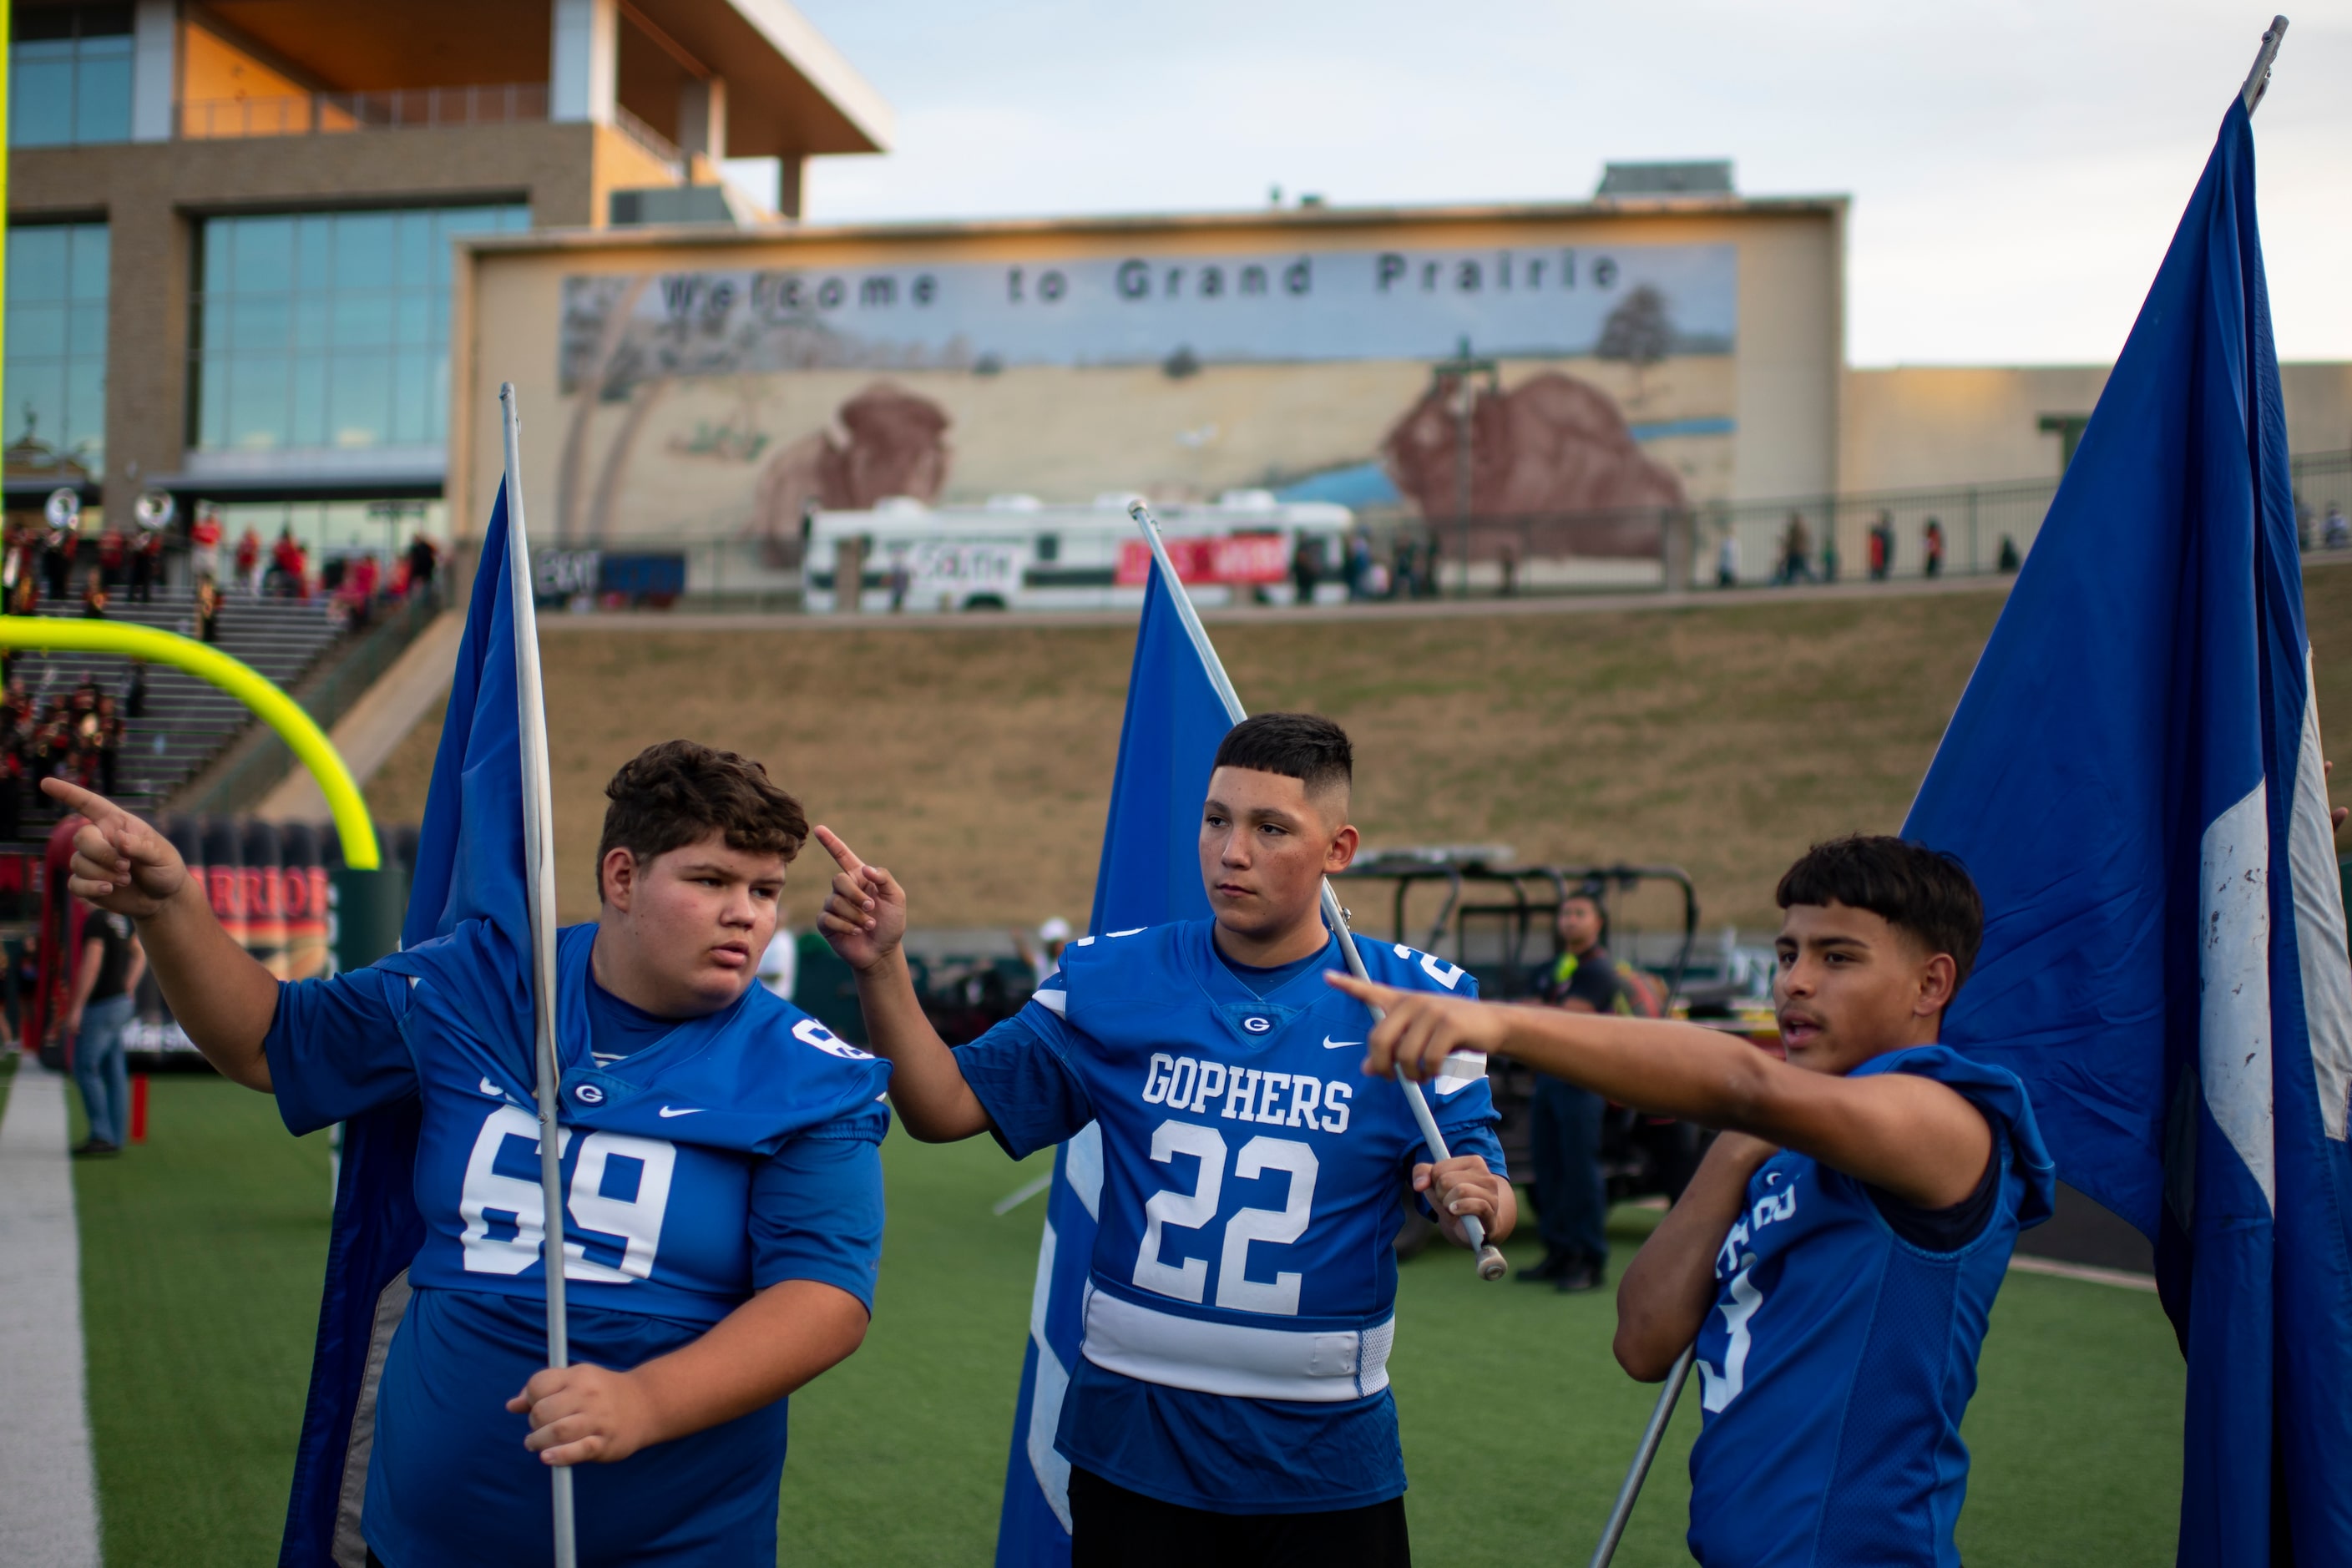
xmin=189 ymin=203 xmax=530 ymax=456
xmin=10 ymin=4 xmax=133 ymax=149
xmin=5 ymin=222 xmax=111 ymax=477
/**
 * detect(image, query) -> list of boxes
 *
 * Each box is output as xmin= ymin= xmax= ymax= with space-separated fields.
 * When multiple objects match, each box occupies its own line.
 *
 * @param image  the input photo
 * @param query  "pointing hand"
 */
xmin=812 ymin=826 xmax=907 ymax=974
xmin=41 ymin=778 xmax=189 ymax=918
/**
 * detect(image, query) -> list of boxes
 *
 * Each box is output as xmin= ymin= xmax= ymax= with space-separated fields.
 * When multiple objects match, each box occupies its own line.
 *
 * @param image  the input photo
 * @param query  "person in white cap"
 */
xmin=1015 ymin=916 xmax=1073 ymax=990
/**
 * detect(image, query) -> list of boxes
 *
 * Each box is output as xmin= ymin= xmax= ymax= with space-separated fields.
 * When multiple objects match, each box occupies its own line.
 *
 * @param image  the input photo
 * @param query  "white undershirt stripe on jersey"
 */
xmin=1079 ymin=1282 xmax=1393 ymax=1402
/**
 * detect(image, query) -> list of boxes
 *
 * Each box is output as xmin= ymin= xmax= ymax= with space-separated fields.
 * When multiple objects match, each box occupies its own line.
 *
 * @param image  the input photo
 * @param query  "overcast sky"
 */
xmin=787 ymin=2 xmax=2351 ymax=369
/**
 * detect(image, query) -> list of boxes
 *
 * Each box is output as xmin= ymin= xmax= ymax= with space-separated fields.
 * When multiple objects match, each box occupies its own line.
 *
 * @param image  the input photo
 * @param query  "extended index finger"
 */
xmin=1323 ymin=971 xmax=1404 ymax=1009
xmin=812 ymin=825 xmax=865 ymax=875
xmin=40 ymin=776 xmax=125 ymax=827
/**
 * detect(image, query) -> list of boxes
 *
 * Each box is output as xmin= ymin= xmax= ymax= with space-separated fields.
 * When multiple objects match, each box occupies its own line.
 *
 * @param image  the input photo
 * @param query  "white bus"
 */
xmin=803 ymin=492 xmax=1357 ymax=614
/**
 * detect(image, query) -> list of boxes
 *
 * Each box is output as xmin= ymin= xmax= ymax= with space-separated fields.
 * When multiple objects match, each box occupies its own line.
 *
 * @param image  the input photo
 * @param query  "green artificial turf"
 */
xmin=71 ymin=1080 xmax=2183 ymax=1565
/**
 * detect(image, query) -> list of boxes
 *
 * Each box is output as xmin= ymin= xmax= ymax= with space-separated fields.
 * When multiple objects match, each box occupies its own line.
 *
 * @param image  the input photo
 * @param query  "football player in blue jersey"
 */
xmin=1333 ymin=835 xmax=2056 ymax=1568
xmin=43 ymin=741 xmax=890 ymax=1567
xmin=817 ymin=712 xmax=1515 ymax=1568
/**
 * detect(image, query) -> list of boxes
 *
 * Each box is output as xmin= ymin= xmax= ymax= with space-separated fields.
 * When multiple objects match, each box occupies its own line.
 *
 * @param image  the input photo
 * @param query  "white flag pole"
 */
xmin=1127 ymin=503 xmax=1506 ymax=1281
xmin=500 ymin=383 xmax=579 ymax=1568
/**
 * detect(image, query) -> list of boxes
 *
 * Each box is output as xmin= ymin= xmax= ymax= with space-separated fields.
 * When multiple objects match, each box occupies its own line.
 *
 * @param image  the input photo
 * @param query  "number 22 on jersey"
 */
xmin=1132 ymin=1118 xmax=1320 ymax=1316
xmin=457 ymin=1103 xmax=678 ymax=1283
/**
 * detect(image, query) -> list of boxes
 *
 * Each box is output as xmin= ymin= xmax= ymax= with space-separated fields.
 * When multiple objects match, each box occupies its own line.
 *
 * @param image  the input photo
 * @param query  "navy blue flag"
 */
xmin=281 ymin=480 xmax=535 ymax=1565
xmin=994 ymin=558 xmax=1236 ymax=1565
xmin=1904 ymin=100 xmax=2352 ymax=1564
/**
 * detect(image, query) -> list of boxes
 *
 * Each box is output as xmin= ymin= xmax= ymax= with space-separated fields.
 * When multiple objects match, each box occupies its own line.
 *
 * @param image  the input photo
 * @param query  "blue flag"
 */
xmin=1904 ymin=99 xmax=2352 ymax=1564
xmin=994 ymin=559 xmax=1236 ymax=1565
xmin=280 ymin=480 xmax=535 ymax=1565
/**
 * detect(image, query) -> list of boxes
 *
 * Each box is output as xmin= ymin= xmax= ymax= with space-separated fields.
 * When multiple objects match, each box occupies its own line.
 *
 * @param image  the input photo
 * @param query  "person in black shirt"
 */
xmin=1520 ymin=888 xmax=1631 ymax=1291
xmin=67 ymin=908 xmax=144 ymax=1156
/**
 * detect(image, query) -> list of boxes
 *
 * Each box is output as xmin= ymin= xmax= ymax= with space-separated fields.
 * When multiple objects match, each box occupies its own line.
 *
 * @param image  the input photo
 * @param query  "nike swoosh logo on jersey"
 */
xmin=658 ymin=1106 xmax=705 ymax=1118
xmin=478 ymin=1076 xmax=501 ymax=1097
xmin=1322 ymin=1036 xmax=1363 ymax=1050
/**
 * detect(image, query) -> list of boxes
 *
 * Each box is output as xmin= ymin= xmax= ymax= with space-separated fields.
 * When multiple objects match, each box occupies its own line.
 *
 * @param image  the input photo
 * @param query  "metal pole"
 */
xmin=1129 ymin=501 xmax=1505 ymax=1281
xmin=500 ymin=383 xmax=579 ymax=1568
xmin=1587 ymin=1347 xmax=1696 ymax=1568
xmin=2241 ymin=16 xmax=2288 ymax=114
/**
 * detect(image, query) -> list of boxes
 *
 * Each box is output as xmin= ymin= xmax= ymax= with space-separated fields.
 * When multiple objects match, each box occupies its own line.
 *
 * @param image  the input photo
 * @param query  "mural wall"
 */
xmin=542 ymin=240 xmax=1740 ymax=556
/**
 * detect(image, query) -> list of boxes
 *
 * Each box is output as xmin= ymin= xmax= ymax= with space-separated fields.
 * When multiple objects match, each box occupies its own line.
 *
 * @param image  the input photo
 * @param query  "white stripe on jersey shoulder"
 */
xmin=1066 ymin=927 xmax=1148 ymax=948
xmin=1434 ymin=1050 xmax=1488 ymax=1095
xmin=1032 ymin=987 xmax=1067 ymax=1015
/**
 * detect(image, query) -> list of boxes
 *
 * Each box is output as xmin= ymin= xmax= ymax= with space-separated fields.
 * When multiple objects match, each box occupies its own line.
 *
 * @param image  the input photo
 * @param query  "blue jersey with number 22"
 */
xmin=961 ymin=921 xmax=1504 ymax=1514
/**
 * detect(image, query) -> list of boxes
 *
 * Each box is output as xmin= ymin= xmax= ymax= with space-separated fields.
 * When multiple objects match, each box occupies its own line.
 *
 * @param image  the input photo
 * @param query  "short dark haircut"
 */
xmin=597 ymin=740 xmax=807 ymax=899
xmin=1776 ymin=836 xmax=1984 ymax=991
xmin=1211 ymin=712 xmax=1353 ymax=797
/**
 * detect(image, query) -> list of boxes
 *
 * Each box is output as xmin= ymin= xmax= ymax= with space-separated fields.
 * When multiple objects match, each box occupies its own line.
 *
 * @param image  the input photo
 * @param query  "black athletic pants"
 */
xmin=1069 ymin=1466 xmax=1410 ymax=1568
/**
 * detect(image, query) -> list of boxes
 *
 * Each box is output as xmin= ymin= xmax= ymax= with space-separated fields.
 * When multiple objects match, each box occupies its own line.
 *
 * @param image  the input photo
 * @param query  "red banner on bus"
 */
xmin=1114 ymin=534 xmax=1288 ymax=587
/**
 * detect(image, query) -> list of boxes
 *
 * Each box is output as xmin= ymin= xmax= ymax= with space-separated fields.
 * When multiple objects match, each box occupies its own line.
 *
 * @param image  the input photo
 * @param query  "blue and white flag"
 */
xmin=281 ymin=481 xmax=535 ymax=1565
xmin=994 ymin=558 xmax=1234 ymax=1565
xmin=1904 ymin=99 xmax=2352 ymax=1564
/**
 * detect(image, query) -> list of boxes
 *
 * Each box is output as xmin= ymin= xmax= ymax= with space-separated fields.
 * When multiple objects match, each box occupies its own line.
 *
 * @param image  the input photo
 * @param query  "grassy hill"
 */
xmin=365 ymin=565 xmax=2352 ymax=932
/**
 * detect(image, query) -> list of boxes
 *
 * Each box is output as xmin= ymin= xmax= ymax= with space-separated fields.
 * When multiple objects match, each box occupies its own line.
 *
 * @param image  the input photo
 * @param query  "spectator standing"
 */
xmin=42 ymin=525 xmax=72 ymax=601
xmin=1923 ymin=518 xmax=1947 ymax=579
xmin=1014 ymin=916 xmax=1074 ymax=990
xmin=756 ymin=921 xmax=798 ymax=1002
xmin=67 ymin=905 xmax=144 ymax=1156
xmin=94 ymin=693 xmax=124 ymax=797
xmin=96 ymin=524 xmax=127 ymax=589
xmin=129 ymin=523 xmax=164 ymax=604
xmin=405 ymin=532 xmax=439 ymax=598
xmin=2327 ymin=504 xmax=2349 ymax=550
xmin=1997 ymin=534 xmax=2022 ymax=573
xmin=1520 ymin=888 xmax=1631 ymax=1291
xmin=1291 ymin=535 xmax=1320 ymax=605
xmin=1821 ymin=528 xmax=1840 ymax=584
xmin=1344 ymin=530 xmax=1373 ymax=599
xmin=1868 ymin=512 xmax=1894 ymax=580
xmin=1716 ymin=530 xmax=1741 ymax=588
xmin=194 ymin=577 xmax=223 ymax=643
xmin=270 ymin=528 xmax=308 ymax=599
xmin=234 ymin=526 xmax=263 ymax=596
xmin=80 ymin=574 xmax=109 ymax=618
xmin=190 ymin=508 xmax=224 ymax=584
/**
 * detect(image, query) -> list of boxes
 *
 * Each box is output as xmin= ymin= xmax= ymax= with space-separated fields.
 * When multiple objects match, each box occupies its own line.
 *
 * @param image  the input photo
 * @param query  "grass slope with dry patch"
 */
xmin=366 ymin=569 xmax=2352 ymax=930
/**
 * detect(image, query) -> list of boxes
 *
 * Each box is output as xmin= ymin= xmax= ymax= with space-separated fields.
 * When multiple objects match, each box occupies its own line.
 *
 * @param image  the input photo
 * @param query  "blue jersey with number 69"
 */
xmin=960 ymin=921 xmax=1504 ymax=1513
xmin=265 ymin=919 xmax=893 ymax=1567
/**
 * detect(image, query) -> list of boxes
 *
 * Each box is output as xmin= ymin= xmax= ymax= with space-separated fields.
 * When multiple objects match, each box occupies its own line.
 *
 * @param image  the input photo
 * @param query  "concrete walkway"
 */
xmin=257 ymin=610 xmax=462 ymax=822
xmin=0 ymin=1062 xmax=102 ymax=1567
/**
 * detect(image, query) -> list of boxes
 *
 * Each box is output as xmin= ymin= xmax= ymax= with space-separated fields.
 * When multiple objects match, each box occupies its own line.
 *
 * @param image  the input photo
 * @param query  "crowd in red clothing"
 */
xmin=0 ymin=674 xmax=131 ymax=837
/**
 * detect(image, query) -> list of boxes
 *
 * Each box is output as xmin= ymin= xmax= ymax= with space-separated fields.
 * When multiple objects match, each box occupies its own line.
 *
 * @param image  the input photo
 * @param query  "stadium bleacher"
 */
xmin=7 ymin=588 xmax=346 ymax=843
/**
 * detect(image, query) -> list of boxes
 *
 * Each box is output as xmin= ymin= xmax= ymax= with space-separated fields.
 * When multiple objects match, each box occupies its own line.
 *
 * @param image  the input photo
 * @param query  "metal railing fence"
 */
xmin=180 ymin=83 xmax=551 ymax=140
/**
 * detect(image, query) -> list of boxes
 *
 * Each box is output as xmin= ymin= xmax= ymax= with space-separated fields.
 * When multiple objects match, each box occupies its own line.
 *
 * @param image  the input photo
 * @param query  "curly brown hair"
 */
xmin=596 ymin=740 xmax=807 ymax=900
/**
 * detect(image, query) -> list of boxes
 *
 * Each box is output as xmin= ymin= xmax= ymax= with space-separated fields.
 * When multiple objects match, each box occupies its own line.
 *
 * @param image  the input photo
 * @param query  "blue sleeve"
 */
xmin=955 ymin=1003 xmax=1095 ymax=1161
xmin=261 ymin=966 xmax=417 ymax=1136
xmin=750 ymin=1119 xmax=887 ymax=1311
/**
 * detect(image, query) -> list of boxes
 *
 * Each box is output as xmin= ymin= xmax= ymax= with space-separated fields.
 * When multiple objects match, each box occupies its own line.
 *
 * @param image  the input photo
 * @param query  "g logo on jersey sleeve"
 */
xmin=792 ymin=1016 xmax=875 ymax=1060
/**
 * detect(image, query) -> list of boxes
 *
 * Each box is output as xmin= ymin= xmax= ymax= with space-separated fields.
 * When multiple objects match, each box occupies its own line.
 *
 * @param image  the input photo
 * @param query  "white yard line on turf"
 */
xmin=0 ymin=1063 xmax=103 ymax=1567
xmin=2008 ymin=1254 xmax=2159 ymax=1292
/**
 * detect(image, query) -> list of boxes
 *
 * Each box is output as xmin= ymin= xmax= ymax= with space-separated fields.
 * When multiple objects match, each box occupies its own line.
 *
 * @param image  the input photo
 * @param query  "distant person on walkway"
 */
xmin=1778 ymin=513 xmax=1815 ymax=584
xmin=1923 ymin=518 xmax=1946 ymax=579
xmin=1520 ymin=887 xmax=1631 ymax=1292
xmin=67 ymin=905 xmax=144 ymax=1157
xmin=2327 ymin=504 xmax=2349 ymax=551
xmin=1996 ymin=534 xmax=2021 ymax=574
xmin=1291 ymin=535 xmax=1321 ymax=605
xmin=1716 ymin=531 xmax=1742 ymax=588
xmin=270 ymin=528 xmax=309 ymax=599
xmin=1821 ymin=530 xmax=1839 ymax=584
xmin=1868 ymin=512 xmax=1894 ymax=581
